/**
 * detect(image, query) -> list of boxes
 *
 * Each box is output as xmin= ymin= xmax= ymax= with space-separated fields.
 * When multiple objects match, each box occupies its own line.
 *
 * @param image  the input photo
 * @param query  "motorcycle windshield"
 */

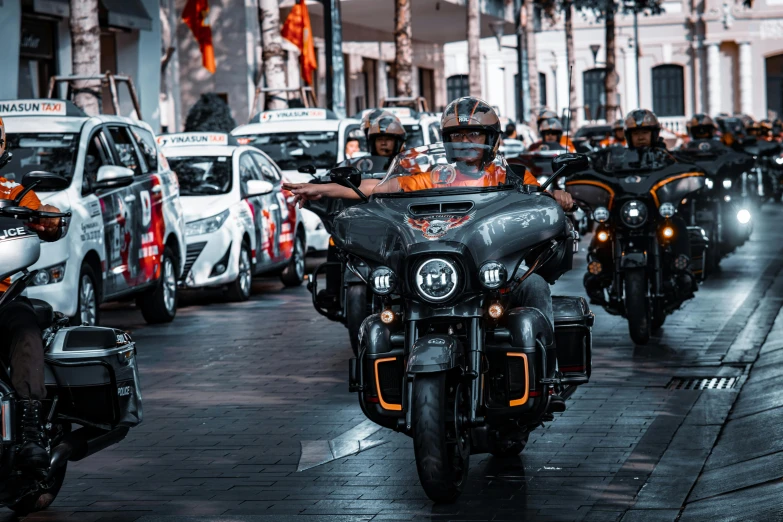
xmin=674 ymin=141 xmax=754 ymax=179
xmin=591 ymin=147 xmax=677 ymax=175
xmin=373 ymin=144 xmax=523 ymax=196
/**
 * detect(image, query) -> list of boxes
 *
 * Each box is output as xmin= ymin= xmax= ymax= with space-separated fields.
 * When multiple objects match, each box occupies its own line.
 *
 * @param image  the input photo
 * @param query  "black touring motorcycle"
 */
xmin=568 ymin=147 xmax=708 ymax=344
xmin=328 ymin=145 xmax=593 ymax=502
xmin=305 ymin=156 xmax=391 ymax=355
xmin=0 ymin=173 xmax=142 ymax=514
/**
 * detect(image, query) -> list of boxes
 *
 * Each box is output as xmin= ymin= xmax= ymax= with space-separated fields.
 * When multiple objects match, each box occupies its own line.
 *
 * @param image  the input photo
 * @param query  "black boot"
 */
xmin=547 ymin=394 xmax=567 ymax=413
xmin=16 ymin=400 xmax=49 ymax=470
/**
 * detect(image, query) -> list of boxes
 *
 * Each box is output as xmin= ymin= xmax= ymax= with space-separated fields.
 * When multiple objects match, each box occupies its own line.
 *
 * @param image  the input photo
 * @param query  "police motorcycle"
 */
xmin=304 ymin=155 xmax=391 ymax=355
xmin=0 ymin=172 xmax=142 ymax=514
xmin=673 ymin=136 xmax=754 ymax=265
xmin=568 ymin=146 xmax=709 ymax=345
xmin=331 ymin=144 xmax=593 ymax=502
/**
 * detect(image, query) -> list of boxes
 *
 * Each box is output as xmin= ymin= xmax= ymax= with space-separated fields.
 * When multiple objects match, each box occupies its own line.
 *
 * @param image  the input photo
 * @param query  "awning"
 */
xmin=100 ymin=0 xmax=152 ymax=31
xmin=29 ymin=0 xmax=69 ymax=18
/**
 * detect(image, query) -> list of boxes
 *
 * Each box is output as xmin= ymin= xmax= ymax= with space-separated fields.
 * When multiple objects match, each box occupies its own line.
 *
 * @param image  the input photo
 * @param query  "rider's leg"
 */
xmin=507 ymin=274 xmax=554 ymax=329
xmin=0 ymin=302 xmax=49 ymax=469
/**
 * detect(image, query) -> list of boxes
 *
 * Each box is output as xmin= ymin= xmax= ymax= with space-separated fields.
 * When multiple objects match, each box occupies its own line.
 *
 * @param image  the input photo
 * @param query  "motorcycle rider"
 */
xmin=528 ymin=118 xmax=574 ymax=152
xmin=284 ymin=110 xmax=407 ymax=206
xmin=0 ymin=116 xmax=63 ymax=470
xmin=605 ymin=119 xmax=626 ymax=147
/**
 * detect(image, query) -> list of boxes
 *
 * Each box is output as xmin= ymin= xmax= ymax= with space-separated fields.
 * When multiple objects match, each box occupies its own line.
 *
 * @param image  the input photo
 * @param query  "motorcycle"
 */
xmin=673 ymin=140 xmax=755 ymax=267
xmin=331 ymin=145 xmax=594 ymax=502
xmin=744 ymin=138 xmax=783 ymax=203
xmin=304 ymin=156 xmax=391 ymax=355
xmin=0 ymin=172 xmax=142 ymax=514
xmin=568 ymin=147 xmax=709 ymax=344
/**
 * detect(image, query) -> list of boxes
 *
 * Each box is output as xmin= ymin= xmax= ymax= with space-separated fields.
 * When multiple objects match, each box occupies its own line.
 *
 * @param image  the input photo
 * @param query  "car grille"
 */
xmin=183 ymin=242 xmax=207 ymax=278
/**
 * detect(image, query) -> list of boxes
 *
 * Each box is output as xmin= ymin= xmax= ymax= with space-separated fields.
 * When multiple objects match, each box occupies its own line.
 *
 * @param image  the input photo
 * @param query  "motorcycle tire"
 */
xmin=346 ymin=284 xmax=367 ymax=357
xmin=281 ymin=235 xmax=305 ymax=287
xmin=489 ymin=432 xmax=530 ymax=458
xmin=625 ymin=269 xmax=651 ymax=345
xmin=138 ymin=247 xmax=178 ymax=324
xmin=412 ymin=373 xmax=470 ymax=503
xmin=226 ymin=243 xmax=253 ymax=302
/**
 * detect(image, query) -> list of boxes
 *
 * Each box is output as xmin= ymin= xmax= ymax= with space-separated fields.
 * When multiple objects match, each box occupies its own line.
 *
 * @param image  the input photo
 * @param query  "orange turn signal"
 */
xmin=597 ymin=231 xmax=609 ymax=242
xmin=662 ymin=226 xmax=674 ymax=239
xmin=488 ymin=303 xmax=504 ymax=319
xmin=380 ymin=309 xmax=396 ymax=324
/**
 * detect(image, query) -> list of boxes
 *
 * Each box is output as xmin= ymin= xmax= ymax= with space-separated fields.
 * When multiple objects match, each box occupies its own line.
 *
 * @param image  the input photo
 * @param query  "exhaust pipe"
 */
xmin=48 ymin=426 xmax=129 ymax=478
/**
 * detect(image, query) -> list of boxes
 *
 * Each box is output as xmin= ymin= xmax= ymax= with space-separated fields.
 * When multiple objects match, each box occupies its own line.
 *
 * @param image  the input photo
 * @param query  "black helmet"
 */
xmin=441 ymin=96 xmax=501 ymax=167
xmin=624 ymin=109 xmax=661 ymax=149
xmin=686 ymin=114 xmax=716 ymax=140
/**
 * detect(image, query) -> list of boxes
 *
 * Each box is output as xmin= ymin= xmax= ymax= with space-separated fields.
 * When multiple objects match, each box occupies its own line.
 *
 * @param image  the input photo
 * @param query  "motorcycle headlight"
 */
xmin=659 ymin=202 xmax=676 ymax=218
xmin=370 ymin=266 xmax=397 ymax=295
xmin=776 ymin=156 xmax=783 ymax=165
xmin=479 ymin=261 xmax=507 ymax=289
xmin=737 ymin=209 xmax=751 ymax=224
xmin=722 ymin=179 xmax=732 ymax=189
xmin=415 ymin=258 xmax=459 ymax=302
xmin=593 ymin=206 xmax=610 ymax=223
xmin=185 ymin=209 xmax=230 ymax=236
xmin=620 ymin=200 xmax=647 ymax=228
xmin=705 ymin=178 xmax=714 ymax=190
xmin=537 ymin=175 xmax=548 ymax=185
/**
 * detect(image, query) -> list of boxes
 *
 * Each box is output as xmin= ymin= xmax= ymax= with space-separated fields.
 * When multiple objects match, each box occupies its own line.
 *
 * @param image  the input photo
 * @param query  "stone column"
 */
xmin=707 ymin=42 xmax=721 ymax=115
xmin=739 ymin=41 xmax=753 ymax=116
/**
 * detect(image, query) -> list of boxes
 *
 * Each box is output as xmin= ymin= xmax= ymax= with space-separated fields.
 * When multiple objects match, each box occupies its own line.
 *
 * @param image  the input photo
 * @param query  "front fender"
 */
xmin=406 ymin=334 xmax=462 ymax=374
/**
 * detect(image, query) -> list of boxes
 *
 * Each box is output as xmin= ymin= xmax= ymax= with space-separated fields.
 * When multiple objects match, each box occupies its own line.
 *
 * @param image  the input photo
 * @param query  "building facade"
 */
xmin=445 ymin=0 xmax=783 ymax=131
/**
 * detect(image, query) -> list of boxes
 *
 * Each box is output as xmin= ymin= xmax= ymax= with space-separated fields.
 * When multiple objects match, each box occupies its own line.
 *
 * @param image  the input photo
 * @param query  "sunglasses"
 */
xmin=447 ymin=130 xmax=485 ymax=142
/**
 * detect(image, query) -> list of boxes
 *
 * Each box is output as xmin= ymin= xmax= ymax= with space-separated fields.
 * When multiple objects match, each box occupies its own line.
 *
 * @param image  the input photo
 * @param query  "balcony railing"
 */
xmin=659 ymin=116 xmax=688 ymax=135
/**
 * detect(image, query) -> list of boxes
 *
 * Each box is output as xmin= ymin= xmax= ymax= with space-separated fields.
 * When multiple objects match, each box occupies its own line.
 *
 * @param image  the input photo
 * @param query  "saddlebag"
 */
xmin=552 ymin=296 xmax=593 ymax=385
xmin=44 ymin=326 xmax=142 ymax=430
xmin=687 ymin=226 xmax=709 ymax=282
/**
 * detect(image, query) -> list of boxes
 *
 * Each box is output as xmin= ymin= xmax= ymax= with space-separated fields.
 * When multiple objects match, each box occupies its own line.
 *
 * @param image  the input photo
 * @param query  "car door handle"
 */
xmin=124 ymin=194 xmax=137 ymax=202
xmin=151 ymin=185 xmax=163 ymax=194
xmin=270 ymin=204 xmax=279 ymax=210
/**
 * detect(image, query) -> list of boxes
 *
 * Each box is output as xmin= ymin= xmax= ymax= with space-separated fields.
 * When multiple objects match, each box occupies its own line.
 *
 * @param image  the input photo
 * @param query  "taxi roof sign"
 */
xmin=0 ymin=99 xmax=86 ymax=118
xmin=156 ymin=132 xmax=236 ymax=147
xmin=248 ymin=108 xmax=337 ymax=124
xmin=384 ymin=107 xmax=414 ymax=119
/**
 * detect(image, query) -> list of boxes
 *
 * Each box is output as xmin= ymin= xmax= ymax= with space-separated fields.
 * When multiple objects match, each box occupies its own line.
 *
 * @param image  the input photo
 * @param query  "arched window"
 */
xmin=447 ymin=75 xmax=469 ymax=102
xmin=583 ymin=68 xmax=606 ymax=120
xmin=652 ymin=65 xmax=685 ymax=117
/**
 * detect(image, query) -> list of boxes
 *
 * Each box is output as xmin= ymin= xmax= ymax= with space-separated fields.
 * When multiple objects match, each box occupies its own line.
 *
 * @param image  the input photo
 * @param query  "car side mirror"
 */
xmin=21 ymin=171 xmax=70 ymax=192
xmin=246 ymin=179 xmax=274 ymax=197
xmin=551 ymin=153 xmax=589 ymax=175
xmin=94 ymin=165 xmax=135 ymax=190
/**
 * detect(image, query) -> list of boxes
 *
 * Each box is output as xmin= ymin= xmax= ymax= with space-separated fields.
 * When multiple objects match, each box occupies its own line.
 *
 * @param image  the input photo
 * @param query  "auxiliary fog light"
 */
xmin=588 ymin=261 xmax=602 ymax=275
xmin=705 ymin=178 xmax=714 ymax=189
xmin=674 ymin=254 xmax=690 ymax=271
xmin=737 ymin=209 xmax=751 ymax=224
xmin=662 ymin=226 xmax=675 ymax=239
xmin=380 ymin=309 xmax=396 ymax=324
xmin=722 ymin=179 xmax=732 ymax=189
xmin=658 ymin=202 xmax=676 ymax=218
xmin=479 ymin=261 xmax=507 ymax=289
xmin=488 ymin=303 xmax=505 ymax=319
xmin=724 ymin=195 xmax=732 ymax=202
xmin=593 ymin=206 xmax=610 ymax=223
xmin=597 ymin=230 xmax=609 ymax=242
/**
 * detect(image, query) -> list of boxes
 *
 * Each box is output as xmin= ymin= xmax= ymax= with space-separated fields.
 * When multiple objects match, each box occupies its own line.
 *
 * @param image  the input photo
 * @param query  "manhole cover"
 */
xmin=667 ymin=377 xmax=738 ymax=390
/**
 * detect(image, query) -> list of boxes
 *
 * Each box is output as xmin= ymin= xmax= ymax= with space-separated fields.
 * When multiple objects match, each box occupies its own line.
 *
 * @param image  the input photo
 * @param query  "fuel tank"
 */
xmin=0 ymin=217 xmax=40 ymax=280
xmin=331 ymin=189 xmax=566 ymax=275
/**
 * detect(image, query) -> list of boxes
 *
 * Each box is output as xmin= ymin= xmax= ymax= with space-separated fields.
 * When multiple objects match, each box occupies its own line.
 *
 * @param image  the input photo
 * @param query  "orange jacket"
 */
xmin=1 ymin=177 xmax=42 ymax=292
xmin=397 ymin=163 xmax=539 ymax=192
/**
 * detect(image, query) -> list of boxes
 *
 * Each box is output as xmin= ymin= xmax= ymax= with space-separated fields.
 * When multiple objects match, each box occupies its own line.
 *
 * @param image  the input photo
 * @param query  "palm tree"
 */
xmin=467 ymin=0 xmax=481 ymax=97
xmin=395 ymin=0 xmax=413 ymax=97
xmin=259 ymin=0 xmax=287 ymax=110
xmin=69 ymin=0 xmax=101 ymax=115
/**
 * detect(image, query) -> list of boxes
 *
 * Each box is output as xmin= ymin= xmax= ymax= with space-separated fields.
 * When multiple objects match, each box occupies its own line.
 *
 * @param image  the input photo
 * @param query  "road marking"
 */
xmin=297 ymin=419 xmax=388 ymax=472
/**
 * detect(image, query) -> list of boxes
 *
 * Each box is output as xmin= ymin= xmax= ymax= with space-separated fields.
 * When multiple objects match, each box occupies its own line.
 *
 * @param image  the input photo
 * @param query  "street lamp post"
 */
xmin=633 ymin=8 xmax=640 ymax=107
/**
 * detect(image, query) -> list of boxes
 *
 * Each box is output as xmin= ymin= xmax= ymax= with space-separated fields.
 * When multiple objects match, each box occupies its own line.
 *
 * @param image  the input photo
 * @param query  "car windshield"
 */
xmin=591 ymin=146 xmax=677 ymax=174
xmin=241 ymin=131 xmax=337 ymax=170
xmin=168 ymin=156 xmax=232 ymax=196
xmin=3 ymin=133 xmax=78 ymax=183
xmin=404 ymin=125 xmax=425 ymax=148
xmin=373 ymin=144 xmax=519 ymax=196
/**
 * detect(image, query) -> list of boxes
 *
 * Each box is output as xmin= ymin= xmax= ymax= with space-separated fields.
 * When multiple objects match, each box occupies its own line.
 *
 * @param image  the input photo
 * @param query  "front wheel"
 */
xmin=412 ymin=373 xmax=470 ymax=503
xmin=281 ymin=235 xmax=305 ymax=287
xmin=346 ymin=284 xmax=368 ymax=356
xmin=70 ymin=262 xmax=99 ymax=326
xmin=138 ymin=247 xmax=178 ymax=324
xmin=625 ymin=269 xmax=651 ymax=345
xmin=226 ymin=243 xmax=252 ymax=302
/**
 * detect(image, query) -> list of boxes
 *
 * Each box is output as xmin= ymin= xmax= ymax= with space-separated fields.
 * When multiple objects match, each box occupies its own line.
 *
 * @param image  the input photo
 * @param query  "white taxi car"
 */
xmin=158 ymin=132 xmax=305 ymax=301
xmin=0 ymin=99 xmax=186 ymax=325
xmin=231 ymin=108 xmax=363 ymax=252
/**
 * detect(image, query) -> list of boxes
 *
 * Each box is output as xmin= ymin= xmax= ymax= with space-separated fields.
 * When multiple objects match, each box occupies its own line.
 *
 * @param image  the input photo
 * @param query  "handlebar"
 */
xmin=0 ymin=206 xmax=72 ymax=219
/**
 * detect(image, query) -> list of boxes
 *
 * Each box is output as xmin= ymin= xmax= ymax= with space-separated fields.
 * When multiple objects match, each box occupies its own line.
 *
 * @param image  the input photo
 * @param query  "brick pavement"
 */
xmin=5 ymin=206 xmax=783 ymax=521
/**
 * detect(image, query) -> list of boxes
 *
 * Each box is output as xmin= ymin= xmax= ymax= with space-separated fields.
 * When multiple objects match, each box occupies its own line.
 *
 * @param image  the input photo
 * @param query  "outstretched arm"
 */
xmin=282 ymin=179 xmax=381 ymax=208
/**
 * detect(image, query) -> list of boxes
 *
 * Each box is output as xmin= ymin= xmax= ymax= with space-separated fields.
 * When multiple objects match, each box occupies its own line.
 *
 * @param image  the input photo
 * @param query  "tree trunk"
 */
xmin=70 ymin=0 xmax=101 ymax=115
xmin=394 ymin=0 xmax=413 ymax=97
xmin=525 ymin=0 xmax=539 ymax=115
xmin=604 ymin=3 xmax=618 ymax=121
xmin=564 ymin=0 xmax=577 ymax=129
xmin=259 ymin=0 xmax=288 ymax=110
xmin=467 ymin=0 xmax=481 ymax=97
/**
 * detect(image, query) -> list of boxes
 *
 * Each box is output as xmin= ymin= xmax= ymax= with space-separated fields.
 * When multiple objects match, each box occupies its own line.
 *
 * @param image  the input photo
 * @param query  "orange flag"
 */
xmin=281 ymin=0 xmax=317 ymax=85
xmin=182 ymin=0 xmax=216 ymax=73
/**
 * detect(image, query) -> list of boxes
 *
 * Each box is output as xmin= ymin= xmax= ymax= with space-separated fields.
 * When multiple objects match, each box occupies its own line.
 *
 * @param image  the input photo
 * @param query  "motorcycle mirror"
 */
xmin=329 ymin=166 xmax=368 ymax=202
xmin=541 ymin=153 xmax=589 ymax=191
xmin=298 ymin=165 xmax=317 ymax=178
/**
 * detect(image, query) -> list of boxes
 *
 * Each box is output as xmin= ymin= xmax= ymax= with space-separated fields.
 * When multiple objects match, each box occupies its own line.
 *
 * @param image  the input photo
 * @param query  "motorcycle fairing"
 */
xmin=673 ymin=143 xmax=755 ymax=180
xmin=407 ymin=335 xmax=463 ymax=373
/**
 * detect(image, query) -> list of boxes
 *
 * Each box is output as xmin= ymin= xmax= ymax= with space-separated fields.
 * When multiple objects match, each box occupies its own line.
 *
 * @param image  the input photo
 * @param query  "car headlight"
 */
xmin=31 ymin=263 xmax=66 ymax=286
xmin=415 ymin=258 xmax=459 ymax=302
xmin=722 ymin=179 xmax=732 ymax=189
xmin=370 ymin=266 xmax=397 ymax=295
xmin=185 ymin=209 xmax=230 ymax=236
xmin=479 ymin=261 xmax=507 ymax=289
xmin=620 ymin=200 xmax=647 ymax=228
xmin=659 ymin=202 xmax=676 ymax=218
xmin=593 ymin=206 xmax=610 ymax=223
xmin=705 ymin=178 xmax=714 ymax=189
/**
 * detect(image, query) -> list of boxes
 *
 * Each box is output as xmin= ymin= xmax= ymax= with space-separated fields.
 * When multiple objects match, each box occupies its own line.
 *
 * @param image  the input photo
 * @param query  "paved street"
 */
xmin=10 ymin=205 xmax=783 ymax=522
